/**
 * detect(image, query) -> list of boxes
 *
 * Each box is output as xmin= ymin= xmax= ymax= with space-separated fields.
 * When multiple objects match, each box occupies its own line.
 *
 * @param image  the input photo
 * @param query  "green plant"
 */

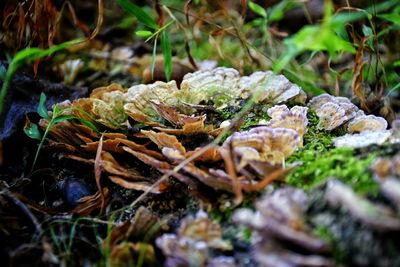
xmin=0 ymin=39 xmax=83 ymax=117
xmin=273 ymin=1 xmax=355 ymax=73
xmin=273 ymin=0 xmax=399 ymax=73
xmin=116 ymin=0 xmax=173 ymax=81
xmin=24 ymin=92 xmax=98 ymax=172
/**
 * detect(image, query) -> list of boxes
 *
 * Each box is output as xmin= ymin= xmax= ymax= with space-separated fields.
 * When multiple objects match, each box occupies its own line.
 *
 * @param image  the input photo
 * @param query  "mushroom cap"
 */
xmin=223 ymin=126 xmax=300 ymax=166
xmin=307 ymin=94 xmax=336 ymax=110
xmin=267 ymin=104 xmax=290 ymax=119
xmin=347 ymin=114 xmax=388 ymax=133
xmin=308 ymin=94 xmax=359 ymax=131
xmin=333 ymin=130 xmax=391 ymax=148
xmin=315 ymin=102 xmax=347 ymax=130
xmin=240 ymin=71 xmax=305 ymax=103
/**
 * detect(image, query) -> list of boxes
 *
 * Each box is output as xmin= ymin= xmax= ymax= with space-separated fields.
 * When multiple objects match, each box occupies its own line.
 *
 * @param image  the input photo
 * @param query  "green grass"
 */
xmin=0 ymin=39 xmax=83 ymax=117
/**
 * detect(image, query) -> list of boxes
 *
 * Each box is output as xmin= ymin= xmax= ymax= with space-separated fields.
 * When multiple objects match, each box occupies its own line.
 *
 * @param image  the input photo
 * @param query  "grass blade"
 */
xmin=116 ymin=0 xmax=159 ymax=30
xmin=151 ymin=39 xmax=158 ymax=80
xmin=0 ymin=38 xmax=83 ymax=117
xmin=161 ymin=30 xmax=172 ymax=81
xmin=248 ymin=1 xmax=267 ymax=18
xmin=52 ymin=114 xmax=77 ymax=124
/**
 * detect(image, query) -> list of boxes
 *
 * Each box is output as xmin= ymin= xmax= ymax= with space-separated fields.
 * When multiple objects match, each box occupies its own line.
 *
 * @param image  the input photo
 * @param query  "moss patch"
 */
xmin=218 ymin=102 xmax=273 ymax=131
xmin=287 ymin=147 xmax=377 ymax=193
xmin=286 ymin=111 xmax=378 ymax=193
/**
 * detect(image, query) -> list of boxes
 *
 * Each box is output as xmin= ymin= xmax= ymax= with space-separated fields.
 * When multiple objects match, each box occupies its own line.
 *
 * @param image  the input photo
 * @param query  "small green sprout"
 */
xmin=24 ymin=92 xmax=98 ymax=172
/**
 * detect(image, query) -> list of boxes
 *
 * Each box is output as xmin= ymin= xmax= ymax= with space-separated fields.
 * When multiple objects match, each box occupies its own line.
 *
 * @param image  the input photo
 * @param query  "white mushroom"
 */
xmin=347 ymin=114 xmax=388 ymax=133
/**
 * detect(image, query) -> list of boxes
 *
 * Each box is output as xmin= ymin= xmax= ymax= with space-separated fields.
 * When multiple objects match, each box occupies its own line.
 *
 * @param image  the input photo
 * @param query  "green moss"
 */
xmin=286 ymin=111 xmax=378 ymax=193
xmin=217 ymin=102 xmax=273 ymax=131
xmin=301 ymin=111 xmax=336 ymax=152
xmin=218 ymin=106 xmax=378 ymax=193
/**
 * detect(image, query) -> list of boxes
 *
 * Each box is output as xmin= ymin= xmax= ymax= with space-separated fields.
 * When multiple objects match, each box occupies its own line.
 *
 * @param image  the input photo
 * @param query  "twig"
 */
xmin=94 ymin=134 xmax=105 ymax=213
xmin=1 ymin=188 xmax=43 ymax=240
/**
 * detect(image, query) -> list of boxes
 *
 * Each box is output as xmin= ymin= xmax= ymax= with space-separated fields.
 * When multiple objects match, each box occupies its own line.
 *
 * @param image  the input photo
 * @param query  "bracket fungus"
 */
xmin=179 ymin=67 xmax=242 ymax=108
xmin=306 ymin=93 xmax=395 ymax=149
xmin=347 ymin=114 xmax=388 ymax=133
xmin=234 ymin=175 xmax=400 ymax=267
xmin=223 ymin=126 xmax=300 ymax=170
xmin=308 ymin=93 xmax=358 ymax=131
xmin=179 ymin=68 xmax=307 ymax=108
xmin=233 ymin=187 xmax=333 ymax=267
xmin=37 ymin=67 xmax=308 ymax=199
xmin=333 ymin=131 xmax=392 ymax=148
xmin=156 ymin=211 xmax=233 ymax=267
xmin=239 ymin=71 xmax=307 ymax=104
xmin=263 ymin=104 xmax=308 ymax=147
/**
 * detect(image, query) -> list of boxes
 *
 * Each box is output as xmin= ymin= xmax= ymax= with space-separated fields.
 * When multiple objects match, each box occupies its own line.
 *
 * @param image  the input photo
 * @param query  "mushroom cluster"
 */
xmin=156 ymin=211 xmax=233 ymax=267
xmin=234 ymin=175 xmax=400 ymax=267
xmin=261 ymin=104 xmax=308 ymax=147
xmin=307 ymin=93 xmax=395 ymax=148
xmin=222 ymin=126 xmax=300 ymax=170
xmin=38 ymin=67 xmax=307 ymax=198
xmin=307 ymin=93 xmax=359 ymax=130
xmin=233 ymin=187 xmax=333 ymax=267
xmin=37 ymin=67 xmax=399 ymax=201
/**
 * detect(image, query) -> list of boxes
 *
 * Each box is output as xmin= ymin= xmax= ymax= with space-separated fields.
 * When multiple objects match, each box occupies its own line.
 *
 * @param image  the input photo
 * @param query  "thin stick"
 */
xmin=1 ymin=189 xmax=43 ymax=240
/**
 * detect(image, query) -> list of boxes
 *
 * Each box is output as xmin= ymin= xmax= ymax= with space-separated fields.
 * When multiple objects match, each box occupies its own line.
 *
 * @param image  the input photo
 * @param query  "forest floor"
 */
xmin=1 ymin=1 xmax=400 ymax=266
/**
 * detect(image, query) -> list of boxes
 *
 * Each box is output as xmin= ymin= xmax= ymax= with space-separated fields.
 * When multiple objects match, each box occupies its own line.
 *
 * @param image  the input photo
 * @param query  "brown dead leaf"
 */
xmin=352 ymin=38 xmax=368 ymax=111
xmin=141 ymin=130 xmax=186 ymax=155
xmin=109 ymin=176 xmax=162 ymax=193
xmin=181 ymin=164 xmax=233 ymax=192
xmin=155 ymin=115 xmax=213 ymax=135
xmin=124 ymin=110 xmax=164 ymax=127
xmin=101 ymin=151 xmax=143 ymax=180
xmin=75 ymin=133 xmax=94 ymax=144
xmin=90 ymin=83 xmax=125 ymax=99
xmin=185 ymin=146 xmax=221 ymax=162
xmin=74 ymin=124 xmax=99 ymax=138
xmin=116 ymin=138 xmax=164 ymax=159
xmin=72 ymin=187 xmax=110 ymax=216
xmin=67 ymin=155 xmax=94 ymax=165
xmin=82 ymin=139 xmax=124 ymax=153
xmin=151 ymin=102 xmax=185 ymax=126
xmin=103 ymin=133 xmax=127 ymax=139
xmin=123 ymin=147 xmax=172 ymax=170
xmin=94 ymin=135 xmax=105 ymax=213
xmin=71 ymin=98 xmax=94 ymax=116
xmin=44 ymin=140 xmax=79 ymax=154
xmin=181 ymin=115 xmax=208 ymax=134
